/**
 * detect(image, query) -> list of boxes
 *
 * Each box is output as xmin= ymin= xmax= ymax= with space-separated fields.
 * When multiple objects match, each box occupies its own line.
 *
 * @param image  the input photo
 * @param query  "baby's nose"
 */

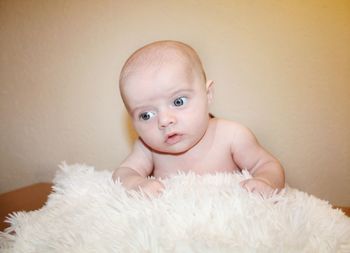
xmin=158 ymin=110 xmax=176 ymax=129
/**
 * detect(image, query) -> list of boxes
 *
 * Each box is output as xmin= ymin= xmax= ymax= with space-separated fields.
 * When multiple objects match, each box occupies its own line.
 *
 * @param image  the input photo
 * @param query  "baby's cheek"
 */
xmin=134 ymin=123 xmax=152 ymax=137
xmin=139 ymin=131 xmax=162 ymax=149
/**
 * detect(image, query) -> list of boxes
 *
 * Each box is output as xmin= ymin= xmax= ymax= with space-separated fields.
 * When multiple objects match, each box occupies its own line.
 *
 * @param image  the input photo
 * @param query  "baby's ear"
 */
xmin=206 ymin=80 xmax=214 ymax=104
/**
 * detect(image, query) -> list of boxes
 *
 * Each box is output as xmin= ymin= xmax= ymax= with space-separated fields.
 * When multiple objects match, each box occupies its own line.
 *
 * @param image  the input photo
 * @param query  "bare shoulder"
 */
xmin=132 ymin=138 xmax=153 ymax=157
xmin=213 ymin=118 xmax=253 ymax=135
xmin=212 ymin=118 xmax=258 ymax=145
xmin=119 ymin=138 xmax=154 ymax=176
xmin=210 ymin=118 xmax=267 ymax=165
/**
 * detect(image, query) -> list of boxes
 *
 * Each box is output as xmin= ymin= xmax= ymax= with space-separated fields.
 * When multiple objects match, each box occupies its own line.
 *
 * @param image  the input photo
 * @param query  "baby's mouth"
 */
xmin=165 ymin=133 xmax=182 ymax=145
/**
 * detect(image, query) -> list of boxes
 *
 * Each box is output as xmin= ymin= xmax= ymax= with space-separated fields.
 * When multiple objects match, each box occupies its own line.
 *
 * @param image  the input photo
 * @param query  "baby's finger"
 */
xmin=240 ymin=179 xmax=255 ymax=192
xmin=144 ymin=180 xmax=165 ymax=198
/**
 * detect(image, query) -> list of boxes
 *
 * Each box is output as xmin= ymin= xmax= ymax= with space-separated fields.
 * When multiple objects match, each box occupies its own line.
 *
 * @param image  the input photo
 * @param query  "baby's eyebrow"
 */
xmin=169 ymin=88 xmax=194 ymax=97
xmin=131 ymin=106 xmax=149 ymax=116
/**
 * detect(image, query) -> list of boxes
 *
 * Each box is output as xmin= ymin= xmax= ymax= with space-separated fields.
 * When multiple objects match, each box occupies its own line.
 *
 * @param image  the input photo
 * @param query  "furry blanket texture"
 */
xmin=0 ymin=163 xmax=349 ymax=253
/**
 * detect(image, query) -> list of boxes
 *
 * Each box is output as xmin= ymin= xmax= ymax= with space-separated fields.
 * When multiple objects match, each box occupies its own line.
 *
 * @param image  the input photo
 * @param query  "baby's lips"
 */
xmin=165 ymin=133 xmax=182 ymax=145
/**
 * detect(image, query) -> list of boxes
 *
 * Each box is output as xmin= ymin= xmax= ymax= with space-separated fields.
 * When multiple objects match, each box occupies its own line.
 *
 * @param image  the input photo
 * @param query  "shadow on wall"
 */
xmin=123 ymin=112 xmax=138 ymax=146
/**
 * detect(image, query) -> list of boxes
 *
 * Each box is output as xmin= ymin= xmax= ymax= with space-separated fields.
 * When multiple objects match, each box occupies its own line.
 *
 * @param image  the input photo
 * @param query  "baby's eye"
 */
xmin=139 ymin=111 xmax=156 ymax=121
xmin=173 ymin=96 xmax=188 ymax=107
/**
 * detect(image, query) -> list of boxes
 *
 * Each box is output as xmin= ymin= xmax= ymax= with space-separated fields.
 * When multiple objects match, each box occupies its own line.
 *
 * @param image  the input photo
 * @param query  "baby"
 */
xmin=112 ymin=40 xmax=285 ymax=197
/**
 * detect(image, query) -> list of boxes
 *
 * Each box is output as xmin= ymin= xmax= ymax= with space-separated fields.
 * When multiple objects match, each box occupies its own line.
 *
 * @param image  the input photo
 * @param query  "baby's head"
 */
xmin=119 ymin=40 xmax=213 ymax=154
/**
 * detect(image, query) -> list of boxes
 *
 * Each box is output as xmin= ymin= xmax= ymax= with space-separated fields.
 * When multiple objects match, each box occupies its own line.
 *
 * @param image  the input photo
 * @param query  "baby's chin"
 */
xmin=150 ymin=145 xmax=192 ymax=155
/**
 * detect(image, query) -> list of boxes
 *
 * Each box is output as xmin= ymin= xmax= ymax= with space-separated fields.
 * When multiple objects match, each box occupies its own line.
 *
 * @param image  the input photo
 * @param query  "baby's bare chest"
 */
xmin=152 ymin=140 xmax=240 ymax=178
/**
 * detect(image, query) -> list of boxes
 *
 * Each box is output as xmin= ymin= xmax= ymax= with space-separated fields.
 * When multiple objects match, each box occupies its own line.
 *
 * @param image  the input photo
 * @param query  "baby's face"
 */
xmin=122 ymin=59 xmax=212 ymax=154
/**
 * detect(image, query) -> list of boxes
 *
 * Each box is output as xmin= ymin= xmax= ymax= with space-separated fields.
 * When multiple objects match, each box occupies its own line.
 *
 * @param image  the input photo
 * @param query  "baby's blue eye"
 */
xmin=139 ymin=111 xmax=156 ymax=121
xmin=173 ymin=96 xmax=188 ymax=107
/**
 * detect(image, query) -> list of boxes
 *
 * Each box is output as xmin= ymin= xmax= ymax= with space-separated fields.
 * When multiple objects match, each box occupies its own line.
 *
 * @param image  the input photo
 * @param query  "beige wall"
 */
xmin=0 ymin=0 xmax=349 ymax=205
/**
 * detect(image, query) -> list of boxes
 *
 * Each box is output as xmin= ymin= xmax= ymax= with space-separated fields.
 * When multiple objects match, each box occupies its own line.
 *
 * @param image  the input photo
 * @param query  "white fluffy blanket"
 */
xmin=0 ymin=164 xmax=349 ymax=253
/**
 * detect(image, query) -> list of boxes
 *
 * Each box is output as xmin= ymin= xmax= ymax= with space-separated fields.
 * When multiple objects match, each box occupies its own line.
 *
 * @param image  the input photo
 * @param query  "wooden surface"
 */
xmin=0 ymin=183 xmax=52 ymax=231
xmin=0 ymin=183 xmax=349 ymax=232
xmin=336 ymin=206 xmax=350 ymax=217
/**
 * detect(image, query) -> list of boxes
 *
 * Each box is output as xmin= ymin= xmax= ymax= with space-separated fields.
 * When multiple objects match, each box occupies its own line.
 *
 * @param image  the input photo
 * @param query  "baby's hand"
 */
xmin=240 ymin=178 xmax=275 ymax=199
xmin=137 ymin=178 xmax=165 ymax=197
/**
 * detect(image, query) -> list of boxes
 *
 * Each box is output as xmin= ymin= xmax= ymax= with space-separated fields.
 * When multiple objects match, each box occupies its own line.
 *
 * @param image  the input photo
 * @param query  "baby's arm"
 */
xmin=231 ymin=124 xmax=285 ymax=197
xmin=112 ymin=138 xmax=164 ymax=196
